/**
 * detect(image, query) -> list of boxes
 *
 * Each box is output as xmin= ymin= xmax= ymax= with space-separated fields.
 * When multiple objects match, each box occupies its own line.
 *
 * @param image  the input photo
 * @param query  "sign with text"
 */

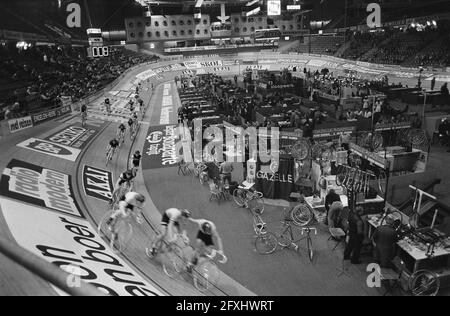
xmin=0 ymin=198 xmax=162 ymax=296
xmin=255 ymin=157 xmax=296 ymax=200
xmin=143 ymin=125 xmax=179 ymax=170
xmin=8 ymin=116 xmax=33 ymax=134
xmin=32 ymin=106 xmax=72 ymax=125
xmin=82 ymin=165 xmax=114 ymax=202
xmin=45 ymin=123 xmax=102 ymax=149
xmin=17 ymin=138 xmax=81 ymax=162
xmin=0 ymin=159 xmax=83 ymax=218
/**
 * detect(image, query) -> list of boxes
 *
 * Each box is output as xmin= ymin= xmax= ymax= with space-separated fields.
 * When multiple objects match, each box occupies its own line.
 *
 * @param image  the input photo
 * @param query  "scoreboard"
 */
xmin=86 ymin=28 xmax=109 ymax=58
xmin=87 ymin=46 xmax=109 ymax=58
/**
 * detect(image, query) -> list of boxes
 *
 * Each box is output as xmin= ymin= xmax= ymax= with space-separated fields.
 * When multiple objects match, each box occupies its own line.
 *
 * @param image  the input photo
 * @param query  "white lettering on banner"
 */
xmin=17 ymin=138 xmax=81 ymax=162
xmin=0 ymin=198 xmax=162 ymax=296
xmin=83 ymin=166 xmax=113 ymax=201
xmin=8 ymin=116 xmax=33 ymax=134
xmin=256 ymin=171 xmax=293 ymax=184
xmin=160 ymin=83 xmax=173 ymax=125
xmin=145 ymin=125 xmax=178 ymax=166
xmin=3 ymin=165 xmax=82 ymax=217
xmin=48 ymin=126 xmax=87 ymax=146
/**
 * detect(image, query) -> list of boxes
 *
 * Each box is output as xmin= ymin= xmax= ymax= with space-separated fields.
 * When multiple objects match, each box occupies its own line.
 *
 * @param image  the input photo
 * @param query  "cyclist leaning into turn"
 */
xmin=187 ymin=218 xmax=226 ymax=269
xmin=111 ymin=168 xmax=137 ymax=203
xmin=117 ymin=123 xmax=126 ymax=144
xmin=146 ymin=208 xmax=192 ymax=257
xmin=106 ymin=138 xmax=120 ymax=159
xmin=106 ymin=192 xmax=145 ymax=243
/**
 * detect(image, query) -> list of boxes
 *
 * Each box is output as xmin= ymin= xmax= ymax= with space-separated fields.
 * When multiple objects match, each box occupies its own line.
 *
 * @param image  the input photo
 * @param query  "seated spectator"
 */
xmin=328 ymin=201 xmax=347 ymax=232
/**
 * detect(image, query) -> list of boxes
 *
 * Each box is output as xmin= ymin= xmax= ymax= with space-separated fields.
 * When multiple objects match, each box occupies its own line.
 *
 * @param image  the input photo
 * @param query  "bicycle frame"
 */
xmin=279 ymin=221 xmax=316 ymax=248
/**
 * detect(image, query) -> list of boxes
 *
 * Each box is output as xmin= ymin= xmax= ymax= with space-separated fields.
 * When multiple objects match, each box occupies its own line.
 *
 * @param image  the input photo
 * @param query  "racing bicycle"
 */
xmin=105 ymin=146 xmax=118 ymax=167
xmin=98 ymin=209 xmax=143 ymax=253
xmin=109 ymin=181 xmax=134 ymax=210
xmin=277 ymin=216 xmax=317 ymax=263
xmin=146 ymin=236 xmax=227 ymax=292
xmin=253 ymin=212 xmax=278 ymax=254
xmin=117 ymin=130 xmax=126 ymax=146
xmin=233 ymin=182 xmax=265 ymax=214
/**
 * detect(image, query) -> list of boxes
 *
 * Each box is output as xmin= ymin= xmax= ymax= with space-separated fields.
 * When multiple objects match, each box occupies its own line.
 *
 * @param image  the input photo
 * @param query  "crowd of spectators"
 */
xmin=0 ymin=44 xmax=158 ymax=120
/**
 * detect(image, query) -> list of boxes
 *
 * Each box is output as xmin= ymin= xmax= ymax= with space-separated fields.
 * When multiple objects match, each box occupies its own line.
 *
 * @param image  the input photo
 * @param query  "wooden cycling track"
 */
xmin=0 ymin=55 xmax=442 ymax=296
xmin=0 ymin=63 xmax=254 ymax=296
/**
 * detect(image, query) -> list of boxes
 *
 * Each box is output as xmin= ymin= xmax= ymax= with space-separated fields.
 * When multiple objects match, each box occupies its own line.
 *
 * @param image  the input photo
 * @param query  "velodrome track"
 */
xmin=0 ymin=53 xmax=446 ymax=296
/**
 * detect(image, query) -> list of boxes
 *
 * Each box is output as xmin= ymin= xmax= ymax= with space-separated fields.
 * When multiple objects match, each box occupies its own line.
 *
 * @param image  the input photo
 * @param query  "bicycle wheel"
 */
xmin=410 ymin=270 xmax=440 ymax=296
xmin=307 ymin=237 xmax=314 ymax=263
xmin=255 ymin=233 xmax=278 ymax=254
xmin=193 ymin=261 xmax=219 ymax=292
xmin=98 ymin=210 xmax=115 ymax=238
xmin=233 ymin=188 xmax=246 ymax=207
xmin=113 ymin=220 xmax=133 ymax=252
xmin=249 ymin=197 xmax=264 ymax=214
xmin=277 ymin=230 xmax=292 ymax=248
xmin=291 ymin=203 xmax=314 ymax=227
xmin=162 ymin=244 xmax=184 ymax=278
xmin=106 ymin=150 xmax=112 ymax=167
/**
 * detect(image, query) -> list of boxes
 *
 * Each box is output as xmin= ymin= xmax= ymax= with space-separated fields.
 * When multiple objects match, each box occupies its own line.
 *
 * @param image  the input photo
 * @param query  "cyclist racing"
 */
xmin=111 ymin=168 xmax=137 ymax=204
xmin=147 ymin=208 xmax=192 ymax=257
xmin=106 ymin=192 xmax=145 ymax=246
xmin=187 ymin=218 xmax=226 ymax=270
xmin=117 ymin=123 xmax=126 ymax=144
xmin=106 ymin=138 xmax=120 ymax=159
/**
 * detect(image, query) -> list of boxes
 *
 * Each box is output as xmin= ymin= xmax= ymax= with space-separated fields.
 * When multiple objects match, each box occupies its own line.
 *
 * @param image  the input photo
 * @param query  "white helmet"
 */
xmin=125 ymin=192 xmax=145 ymax=208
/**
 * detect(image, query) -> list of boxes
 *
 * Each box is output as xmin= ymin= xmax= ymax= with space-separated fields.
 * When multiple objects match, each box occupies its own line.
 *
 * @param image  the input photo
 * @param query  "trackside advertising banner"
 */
xmin=82 ymin=165 xmax=114 ymax=202
xmin=0 ymin=159 xmax=83 ymax=218
xmin=8 ymin=116 xmax=33 ymax=134
xmin=16 ymin=138 xmax=81 ymax=162
xmin=45 ymin=123 xmax=104 ymax=150
xmin=0 ymin=198 xmax=162 ymax=296
xmin=142 ymin=125 xmax=179 ymax=170
xmin=32 ymin=105 xmax=72 ymax=126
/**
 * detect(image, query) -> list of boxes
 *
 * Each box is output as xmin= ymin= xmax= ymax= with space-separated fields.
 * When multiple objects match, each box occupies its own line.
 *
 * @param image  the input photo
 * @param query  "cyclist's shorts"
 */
xmin=132 ymin=158 xmax=140 ymax=167
xmin=117 ymin=179 xmax=131 ymax=187
xmin=161 ymin=213 xmax=180 ymax=229
xmin=197 ymin=230 xmax=214 ymax=247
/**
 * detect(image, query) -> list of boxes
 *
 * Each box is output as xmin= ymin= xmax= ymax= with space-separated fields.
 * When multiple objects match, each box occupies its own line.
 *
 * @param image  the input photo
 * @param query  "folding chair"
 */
xmin=328 ymin=227 xmax=346 ymax=251
xmin=209 ymin=182 xmax=222 ymax=204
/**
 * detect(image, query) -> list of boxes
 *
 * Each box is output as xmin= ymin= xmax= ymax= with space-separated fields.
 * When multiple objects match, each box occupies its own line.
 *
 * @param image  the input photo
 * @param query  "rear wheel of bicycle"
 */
xmin=249 ymin=197 xmax=264 ymax=214
xmin=98 ymin=212 xmax=132 ymax=252
xmin=277 ymin=232 xmax=291 ymax=248
xmin=113 ymin=220 xmax=133 ymax=252
xmin=162 ymin=244 xmax=184 ymax=278
xmin=291 ymin=203 xmax=314 ymax=227
xmin=255 ymin=233 xmax=278 ymax=254
xmin=193 ymin=261 xmax=219 ymax=292
xmin=98 ymin=210 xmax=115 ymax=238
xmin=410 ymin=270 xmax=440 ymax=296
xmin=307 ymin=237 xmax=314 ymax=263
xmin=233 ymin=189 xmax=246 ymax=207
